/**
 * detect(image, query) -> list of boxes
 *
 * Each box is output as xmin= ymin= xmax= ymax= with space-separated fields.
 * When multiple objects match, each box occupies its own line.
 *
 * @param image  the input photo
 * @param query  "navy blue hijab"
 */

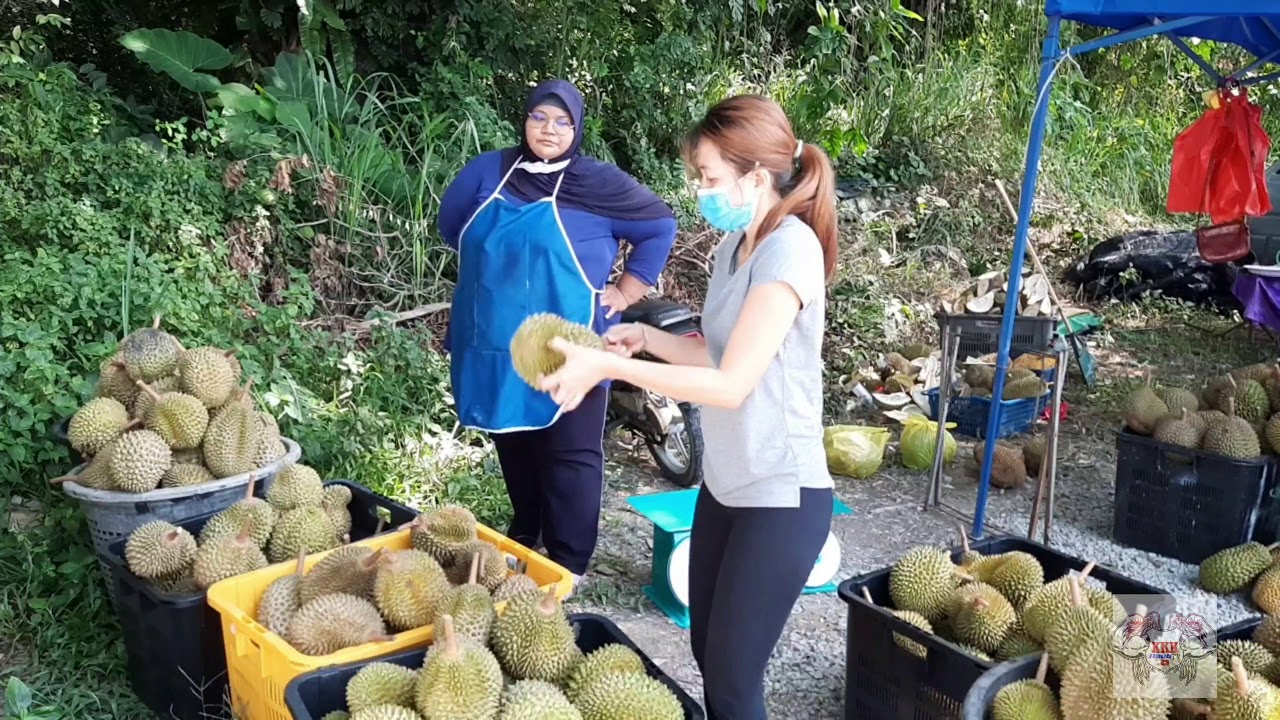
xmin=499 ymin=79 xmax=675 ymax=222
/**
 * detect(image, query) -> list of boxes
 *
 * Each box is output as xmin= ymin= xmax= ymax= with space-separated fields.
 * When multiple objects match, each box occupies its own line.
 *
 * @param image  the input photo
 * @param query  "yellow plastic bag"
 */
xmin=899 ymin=414 xmax=958 ymax=471
xmin=822 ymin=425 xmax=891 ymax=479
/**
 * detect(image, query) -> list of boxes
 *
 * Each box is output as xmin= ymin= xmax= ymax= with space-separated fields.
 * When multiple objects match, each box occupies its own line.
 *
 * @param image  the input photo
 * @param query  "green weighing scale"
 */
xmin=627 ymin=488 xmax=854 ymax=629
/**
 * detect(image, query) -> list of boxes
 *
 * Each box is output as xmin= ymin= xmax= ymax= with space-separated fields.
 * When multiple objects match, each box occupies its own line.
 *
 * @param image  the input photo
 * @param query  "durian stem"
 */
xmin=440 ymin=614 xmax=458 ymax=660
xmin=134 ymin=379 xmax=161 ymax=402
xmin=244 ymin=472 xmax=257 ymax=500
xmin=1068 ymin=575 xmax=1083 ymax=607
xmin=1143 ymin=367 xmax=1152 ymax=387
xmin=49 ymin=474 xmax=77 ymax=485
xmin=972 ymin=597 xmax=990 ymax=611
xmin=860 ymin=587 xmax=874 ymax=605
xmin=293 ymin=549 xmax=307 ymax=578
xmin=1078 ymin=560 xmax=1096 ymax=581
xmin=163 ymin=529 xmax=181 ymax=543
xmin=362 ymin=547 xmax=386 ymax=570
xmin=373 ymin=517 xmax=386 ymax=536
xmin=468 ymin=552 xmax=479 ymax=586
xmin=1232 ymin=656 xmax=1249 ymax=695
xmin=1034 ymin=652 xmax=1049 ymax=683
xmin=123 ymin=418 xmax=143 ymax=432
xmin=957 ymin=523 xmax=970 ymax=555
xmin=236 ymin=515 xmax=254 ymax=543
xmin=537 ymin=584 xmax=557 ymax=614
xmin=151 ymin=314 xmax=162 ymax=329
xmin=954 ymin=571 xmax=976 ymax=583
xmin=397 ymin=516 xmax=421 ymax=532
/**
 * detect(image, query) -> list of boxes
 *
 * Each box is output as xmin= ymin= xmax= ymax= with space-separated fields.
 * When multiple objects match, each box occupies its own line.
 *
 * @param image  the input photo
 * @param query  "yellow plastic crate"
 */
xmin=205 ymin=524 xmax=573 ymax=720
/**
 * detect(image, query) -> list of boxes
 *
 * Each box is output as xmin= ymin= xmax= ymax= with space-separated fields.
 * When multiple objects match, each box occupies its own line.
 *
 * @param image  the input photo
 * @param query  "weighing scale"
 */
xmin=627 ymin=487 xmax=854 ymax=629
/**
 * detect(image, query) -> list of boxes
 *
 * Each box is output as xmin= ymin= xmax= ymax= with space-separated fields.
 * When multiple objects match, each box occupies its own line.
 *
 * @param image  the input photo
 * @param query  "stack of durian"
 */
xmin=958 ymin=359 xmax=1051 ymax=402
xmin=121 ymin=467 xmax=354 ymax=593
xmin=55 ymin=315 xmax=288 ymax=493
xmin=1121 ymin=362 xmax=1280 ymax=462
xmin=968 ymin=434 xmax=1049 ymax=491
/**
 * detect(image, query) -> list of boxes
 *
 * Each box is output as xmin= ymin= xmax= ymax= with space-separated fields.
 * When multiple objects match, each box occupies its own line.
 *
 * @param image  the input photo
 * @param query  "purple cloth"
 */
xmin=1233 ymin=271 xmax=1280 ymax=333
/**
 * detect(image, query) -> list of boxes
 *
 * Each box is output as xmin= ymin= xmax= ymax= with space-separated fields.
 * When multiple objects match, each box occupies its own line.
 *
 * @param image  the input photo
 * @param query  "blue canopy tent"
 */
xmin=972 ymin=1 xmax=1280 ymax=539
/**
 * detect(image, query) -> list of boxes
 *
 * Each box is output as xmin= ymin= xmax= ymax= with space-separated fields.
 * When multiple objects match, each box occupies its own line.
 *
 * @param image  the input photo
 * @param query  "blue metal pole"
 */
xmin=972 ymin=15 xmax=1063 ymax=540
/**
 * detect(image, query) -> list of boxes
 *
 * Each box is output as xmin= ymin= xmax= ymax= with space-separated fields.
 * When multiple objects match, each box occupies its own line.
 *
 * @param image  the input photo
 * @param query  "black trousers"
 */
xmin=489 ymin=384 xmax=608 ymax=576
xmin=688 ymin=484 xmax=833 ymax=720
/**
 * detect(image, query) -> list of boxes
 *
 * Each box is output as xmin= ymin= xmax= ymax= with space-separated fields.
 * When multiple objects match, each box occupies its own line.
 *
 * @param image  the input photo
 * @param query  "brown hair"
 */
xmin=682 ymin=94 xmax=838 ymax=282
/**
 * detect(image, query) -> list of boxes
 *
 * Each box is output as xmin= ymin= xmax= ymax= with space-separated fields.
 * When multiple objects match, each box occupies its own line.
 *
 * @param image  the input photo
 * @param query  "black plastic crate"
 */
xmin=837 ymin=535 xmax=1175 ymax=720
xmin=959 ymin=616 xmax=1261 ymax=719
xmin=283 ymin=612 xmax=706 ymax=719
xmin=1113 ymin=429 xmax=1277 ymax=565
xmin=102 ymin=480 xmax=418 ymax=720
xmin=936 ymin=313 xmax=1056 ymax=361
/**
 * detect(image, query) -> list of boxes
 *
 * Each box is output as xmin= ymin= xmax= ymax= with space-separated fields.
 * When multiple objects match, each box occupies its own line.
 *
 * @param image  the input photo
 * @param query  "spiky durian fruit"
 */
xmin=414 ymin=615 xmax=503 ymax=719
xmin=178 ymin=346 xmax=238 ymax=409
xmin=372 ymin=549 xmax=451 ymax=633
xmin=286 ymin=593 xmax=390 ymax=656
xmin=572 ymin=670 xmax=683 ymax=720
xmin=268 ymin=506 xmax=340 ymax=563
xmin=1199 ymin=541 xmax=1273 ymax=594
xmin=256 ymin=551 xmax=306 ymax=636
xmin=434 ymin=553 xmax=498 ymax=646
xmin=346 ymin=662 xmax=418 ymax=715
xmin=509 ymin=313 xmax=604 ymax=389
xmin=124 ymin=520 xmax=197 ymax=579
xmin=95 ymin=353 xmax=139 ymax=407
xmin=135 ymin=380 xmax=209 ymax=450
xmin=267 ymin=463 xmax=324 ymax=511
xmin=991 ymin=653 xmax=1059 ymax=720
xmin=120 ymin=316 xmax=182 ymax=382
xmin=498 ymin=680 xmax=582 ymax=720
xmin=563 ymin=644 xmax=646 ymax=703
xmin=199 ymin=474 xmax=276 ymax=548
xmin=490 ymin=586 xmax=582 ymax=683
xmin=409 ymin=505 xmax=477 ymax=569
xmin=202 ymin=379 xmax=261 ymax=478
xmin=160 ymin=463 xmax=216 ymax=489
xmin=887 ymin=546 xmax=962 ymax=622
xmin=298 ymin=545 xmax=386 ymax=605
xmin=493 ymin=570 xmax=540 ymax=604
xmin=68 ymin=397 xmax=134 ymax=457
xmin=446 ymin=539 xmax=507 ymax=590
xmin=107 ymin=429 xmax=173 ymax=492
xmin=192 ymin=517 xmax=268 ymax=589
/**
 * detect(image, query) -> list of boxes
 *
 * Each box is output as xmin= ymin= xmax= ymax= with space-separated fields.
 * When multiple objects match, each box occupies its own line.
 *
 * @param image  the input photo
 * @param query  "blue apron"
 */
xmin=450 ymin=161 xmax=598 ymax=433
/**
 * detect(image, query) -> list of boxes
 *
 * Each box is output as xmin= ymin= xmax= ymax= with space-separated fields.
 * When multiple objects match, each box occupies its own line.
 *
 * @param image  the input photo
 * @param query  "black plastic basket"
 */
xmin=936 ymin=313 xmax=1056 ymax=361
xmin=283 ymin=612 xmax=706 ymax=719
xmin=1112 ymin=429 xmax=1277 ymax=564
xmin=102 ymin=480 xmax=418 ymax=720
xmin=837 ymin=534 xmax=1176 ymax=720
xmin=959 ymin=616 xmax=1261 ymax=719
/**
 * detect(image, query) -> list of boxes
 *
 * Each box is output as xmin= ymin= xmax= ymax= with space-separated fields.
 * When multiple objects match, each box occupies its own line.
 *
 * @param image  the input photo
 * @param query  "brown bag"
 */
xmin=1196 ymin=220 xmax=1251 ymax=263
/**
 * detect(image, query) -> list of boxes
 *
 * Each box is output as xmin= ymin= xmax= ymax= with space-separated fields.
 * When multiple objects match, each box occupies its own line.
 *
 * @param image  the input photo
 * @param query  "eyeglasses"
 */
xmin=528 ymin=111 xmax=574 ymax=133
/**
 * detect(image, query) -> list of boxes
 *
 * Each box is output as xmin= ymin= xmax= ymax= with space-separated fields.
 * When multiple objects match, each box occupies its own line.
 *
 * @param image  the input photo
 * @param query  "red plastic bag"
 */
xmin=1167 ymin=87 xmax=1272 ymax=225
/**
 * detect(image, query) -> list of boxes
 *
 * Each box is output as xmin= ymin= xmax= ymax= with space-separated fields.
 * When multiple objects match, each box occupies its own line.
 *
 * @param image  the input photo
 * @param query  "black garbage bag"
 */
xmin=1062 ymin=229 xmax=1241 ymax=311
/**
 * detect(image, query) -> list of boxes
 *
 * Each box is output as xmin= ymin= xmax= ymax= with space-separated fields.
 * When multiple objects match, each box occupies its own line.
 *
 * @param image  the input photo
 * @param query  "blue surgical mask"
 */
xmin=696 ymin=177 xmax=757 ymax=233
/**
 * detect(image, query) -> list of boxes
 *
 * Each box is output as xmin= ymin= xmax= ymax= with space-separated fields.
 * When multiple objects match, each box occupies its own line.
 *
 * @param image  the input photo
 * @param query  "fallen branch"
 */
xmin=352 ymin=302 xmax=452 ymax=331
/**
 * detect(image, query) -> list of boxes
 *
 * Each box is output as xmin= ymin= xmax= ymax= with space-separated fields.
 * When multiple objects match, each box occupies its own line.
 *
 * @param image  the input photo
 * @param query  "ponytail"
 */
xmin=684 ymin=95 xmax=839 ymax=283
xmin=759 ymin=142 xmax=838 ymax=283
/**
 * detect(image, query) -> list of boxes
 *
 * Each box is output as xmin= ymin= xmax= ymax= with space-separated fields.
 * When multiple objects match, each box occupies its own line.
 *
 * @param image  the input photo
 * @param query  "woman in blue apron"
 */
xmin=436 ymin=79 xmax=677 ymax=586
xmin=536 ymin=94 xmax=838 ymax=719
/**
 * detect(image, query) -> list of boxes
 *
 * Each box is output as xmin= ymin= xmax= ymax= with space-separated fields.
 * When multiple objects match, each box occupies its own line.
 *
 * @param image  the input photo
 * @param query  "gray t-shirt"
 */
xmin=697 ymin=214 xmax=834 ymax=508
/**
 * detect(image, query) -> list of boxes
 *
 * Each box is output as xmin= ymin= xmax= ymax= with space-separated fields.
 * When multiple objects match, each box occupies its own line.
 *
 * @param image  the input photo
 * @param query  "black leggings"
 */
xmin=489 ymin=385 xmax=608 ymax=576
xmin=688 ymin=485 xmax=833 ymax=720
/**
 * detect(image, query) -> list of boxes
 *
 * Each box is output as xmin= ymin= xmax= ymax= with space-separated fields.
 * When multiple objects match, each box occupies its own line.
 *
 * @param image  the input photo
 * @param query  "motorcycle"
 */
xmin=606 ymin=296 xmax=705 ymax=488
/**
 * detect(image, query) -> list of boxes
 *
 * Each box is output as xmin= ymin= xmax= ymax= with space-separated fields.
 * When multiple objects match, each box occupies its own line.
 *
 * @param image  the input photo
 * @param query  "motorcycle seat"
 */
xmin=620 ymin=297 xmax=699 ymax=330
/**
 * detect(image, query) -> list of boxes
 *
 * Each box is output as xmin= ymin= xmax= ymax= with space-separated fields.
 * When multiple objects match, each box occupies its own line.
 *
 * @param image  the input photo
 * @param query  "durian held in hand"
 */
xmin=509 ymin=313 xmax=603 ymax=390
xmin=1120 ymin=363 xmax=1280 ymax=461
xmin=57 ymin=314 xmax=290 ymax=494
xmin=119 ymin=468 xmax=358 ymax=595
xmin=315 ymin=586 xmax=684 ymax=719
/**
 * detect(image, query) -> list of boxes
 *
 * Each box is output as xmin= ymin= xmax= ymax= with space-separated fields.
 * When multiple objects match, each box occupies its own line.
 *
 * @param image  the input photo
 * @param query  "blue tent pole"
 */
xmin=972 ymin=15 xmax=1063 ymax=540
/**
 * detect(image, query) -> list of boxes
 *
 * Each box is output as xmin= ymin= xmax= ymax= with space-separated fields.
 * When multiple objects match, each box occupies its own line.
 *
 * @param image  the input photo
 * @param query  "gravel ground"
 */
xmin=567 ymin=425 xmax=1264 ymax=718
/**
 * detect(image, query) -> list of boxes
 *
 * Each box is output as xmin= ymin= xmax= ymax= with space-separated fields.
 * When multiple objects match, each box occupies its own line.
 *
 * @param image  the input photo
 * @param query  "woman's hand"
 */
xmin=602 ymin=323 xmax=646 ymax=357
xmin=539 ymin=338 xmax=616 ymax=412
xmin=600 ymin=284 xmax=630 ymax=319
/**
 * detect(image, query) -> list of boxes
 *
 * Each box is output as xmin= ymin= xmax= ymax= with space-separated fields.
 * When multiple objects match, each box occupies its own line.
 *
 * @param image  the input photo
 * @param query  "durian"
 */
xmin=257 ymin=550 xmax=306 ymax=636
xmin=1199 ymin=541 xmax=1274 ymax=594
xmin=202 ymin=379 xmax=261 ymax=478
xmin=1201 ymin=397 xmax=1262 ymax=460
xmin=298 ymin=545 xmax=386 ymax=605
xmin=372 ymin=549 xmax=450 ymax=633
xmin=509 ymin=313 xmax=603 ymax=389
xmin=286 ymin=592 xmax=390 ymax=656
xmin=446 ymin=540 xmax=507 ymax=590
xmin=888 ymin=546 xmax=962 ymax=622
xmin=414 ymin=615 xmax=503 ymax=720
xmin=498 ymin=680 xmax=582 ymax=720
xmin=346 ymin=661 xmax=418 ymax=715
xmin=991 ymin=653 xmax=1059 ymax=720
xmin=563 ymin=643 xmax=646 ymax=703
xmin=106 ymin=429 xmax=173 ymax=492
xmin=490 ymin=586 xmax=582 ymax=683
xmin=409 ymin=505 xmax=477 ymax=568
xmin=124 ymin=520 xmax=197 ymax=579
xmin=135 ymin=380 xmax=209 ymax=450
xmin=1121 ymin=371 xmax=1169 ymax=435
xmin=267 ymin=463 xmax=325 ymax=511
xmin=178 ymin=346 xmax=238 ymax=408
xmin=120 ymin=316 xmax=182 ymax=382
xmin=192 ymin=517 xmax=268 ymax=589
xmin=572 ymin=669 xmax=683 ymax=720
xmin=268 ymin=505 xmax=340 ymax=563
xmin=199 ymin=473 xmax=276 ymax=548
xmin=68 ymin=397 xmax=133 ymax=457
xmin=434 ymin=553 xmax=497 ymax=646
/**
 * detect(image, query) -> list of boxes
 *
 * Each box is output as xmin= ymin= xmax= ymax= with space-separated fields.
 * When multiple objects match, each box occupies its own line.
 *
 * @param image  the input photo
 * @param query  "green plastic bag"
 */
xmin=823 ymin=425 xmax=891 ymax=479
xmin=899 ymin=414 xmax=958 ymax=471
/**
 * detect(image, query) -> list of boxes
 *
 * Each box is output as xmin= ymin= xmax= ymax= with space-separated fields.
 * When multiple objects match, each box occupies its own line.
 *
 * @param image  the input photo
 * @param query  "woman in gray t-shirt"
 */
xmin=539 ymin=94 xmax=837 ymax=719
